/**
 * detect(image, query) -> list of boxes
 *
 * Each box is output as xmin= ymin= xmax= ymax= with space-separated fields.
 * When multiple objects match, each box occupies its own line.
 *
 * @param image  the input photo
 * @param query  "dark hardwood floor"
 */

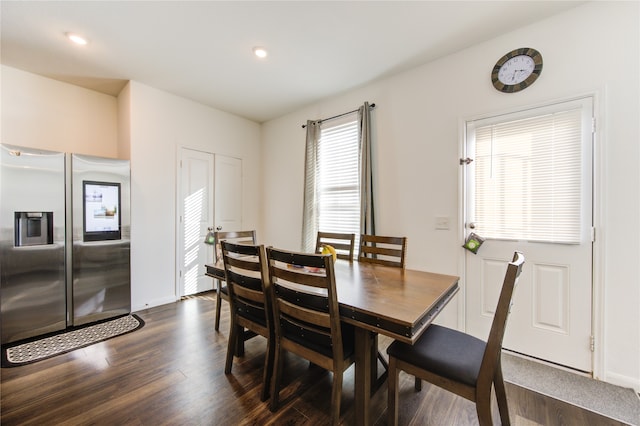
xmin=1 ymin=292 xmax=627 ymax=425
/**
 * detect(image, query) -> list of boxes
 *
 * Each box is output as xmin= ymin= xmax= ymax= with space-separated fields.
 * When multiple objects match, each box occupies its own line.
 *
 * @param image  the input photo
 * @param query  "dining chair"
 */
xmin=213 ymin=230 xmax=257 ymax=332
xmin=358 ymin=234 xmax=407 ymax=268
xmin=315 ymin=231 xmax=356 ymax=261
xmin=358 ymin=233 xmax=408 ymax=389
xmin=221 ymin=240 xmax=274 ymax=401
xmin=386 ymin=251 xmax=525 ymax=426
xmin=266 ymin=247 xmax=355 ymax=425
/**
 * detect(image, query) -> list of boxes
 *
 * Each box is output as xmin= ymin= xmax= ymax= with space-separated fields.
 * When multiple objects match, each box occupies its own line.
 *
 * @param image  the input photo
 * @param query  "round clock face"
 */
xmin=491 ymin=48 xmax=543 ymax=93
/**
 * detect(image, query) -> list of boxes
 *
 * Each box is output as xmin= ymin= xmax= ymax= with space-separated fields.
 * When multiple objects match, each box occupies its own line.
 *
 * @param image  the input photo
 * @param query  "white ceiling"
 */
xmin=1 ymin=1 xmax=583 ymax=123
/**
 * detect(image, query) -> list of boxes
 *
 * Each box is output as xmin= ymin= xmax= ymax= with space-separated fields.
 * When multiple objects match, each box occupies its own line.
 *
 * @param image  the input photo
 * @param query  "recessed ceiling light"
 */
xmin=65 ymin=32 xmax=88 ymax=45
xmin=253 ymin=46 xmax=268 ymax=59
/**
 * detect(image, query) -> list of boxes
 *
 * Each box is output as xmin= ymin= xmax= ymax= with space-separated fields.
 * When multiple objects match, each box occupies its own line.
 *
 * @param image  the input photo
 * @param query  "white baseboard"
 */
xmin=132 ymin=295 xmax=178 ymax=313
xmin=605 ymin=371 xmax=640 ymax=393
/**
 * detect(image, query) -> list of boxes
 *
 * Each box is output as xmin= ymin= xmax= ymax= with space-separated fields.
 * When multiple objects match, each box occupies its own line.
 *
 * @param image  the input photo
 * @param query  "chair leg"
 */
xmin=269 ymin=344 xmax=283 ymax=412
xmin=260 ymin=335 xmax=275 ymax=402
xmin=215 ymin=281 xmax=222 ymax=331
xmin=475 ymin=384 xmax=494 ymax=426
xmin=387 ymin=356 xmax=399 ymax=426
xmin=225 ymin=322 xmax=239 ymax=374
xmin=494 ymin=363 xmax=511 ymax=426
xmin=330 ymin=370 xmax=343 ymax=426
xmin=235 ymin=329 xmax=245 ymax=357
xmin=414 ymin=376 xmax=422 ymax=391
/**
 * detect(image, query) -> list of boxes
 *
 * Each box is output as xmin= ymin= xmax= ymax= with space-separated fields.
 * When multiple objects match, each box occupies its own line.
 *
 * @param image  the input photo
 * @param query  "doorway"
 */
xmin=463 ymin=97 xmax=595 ymax=372
xmin=178 ymin=148 xmax=214 ymax=297
xmin=177 ymin=148 xmax=243 ymax=297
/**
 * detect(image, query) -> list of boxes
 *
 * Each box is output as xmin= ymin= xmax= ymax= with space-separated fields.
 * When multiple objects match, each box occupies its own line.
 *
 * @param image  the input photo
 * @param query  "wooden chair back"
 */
xmin=212 ymin=230 xmax=257 ymax=331
xmin=358 ymin=234 xmax=407 ymax=268
xmin=315 ymin=231 xmax=356 ymax=261
xmin=214 ymin=230 xmax=257 ymax=261
xmin=266 ymin=247 xmax=355 ymax=424
xmin=221 ymin=240 xmax=273 ymax=401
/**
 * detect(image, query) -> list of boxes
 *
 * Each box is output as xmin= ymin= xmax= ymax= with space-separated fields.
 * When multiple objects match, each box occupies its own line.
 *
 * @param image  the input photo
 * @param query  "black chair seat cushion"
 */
xmin=387 ymin=324 xmax=486 ymax=387
xmin=220 ymin=285 xmax=228 ymax=296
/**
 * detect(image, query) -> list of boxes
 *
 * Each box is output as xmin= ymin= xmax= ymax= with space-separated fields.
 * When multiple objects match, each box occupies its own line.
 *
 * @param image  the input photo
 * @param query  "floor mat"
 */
xmin=503 ymin=352 xmax=640 ymax=425
xmin=1 ymin=314 xmax=144 ymax=367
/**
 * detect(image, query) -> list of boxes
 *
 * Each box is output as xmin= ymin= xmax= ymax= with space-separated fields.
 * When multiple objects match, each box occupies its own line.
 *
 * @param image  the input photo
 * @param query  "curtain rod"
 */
xmin=301 ymin=103 xmax=376 ymax=128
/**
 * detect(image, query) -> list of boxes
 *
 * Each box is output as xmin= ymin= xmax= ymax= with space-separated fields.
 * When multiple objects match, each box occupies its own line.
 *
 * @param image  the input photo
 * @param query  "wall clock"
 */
xmin=491 ymin=48 xmax=543 ymax=93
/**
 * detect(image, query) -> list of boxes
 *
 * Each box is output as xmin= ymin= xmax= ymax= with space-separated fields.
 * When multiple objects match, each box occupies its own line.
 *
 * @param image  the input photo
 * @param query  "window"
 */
xmin=302 ymin=104 xmax=374 ymax=253
xmin=467 ymin=98 xmax=592 ymax=244
xmin=316 ymin=118 xmax=361 ymax=245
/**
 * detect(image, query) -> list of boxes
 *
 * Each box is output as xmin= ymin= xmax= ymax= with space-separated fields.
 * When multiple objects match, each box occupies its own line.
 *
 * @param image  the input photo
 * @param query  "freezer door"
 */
xmin=70 ymin=154 xmax=131 ymax=326
xmin=0 ymin=144 xmax=66 ymax=344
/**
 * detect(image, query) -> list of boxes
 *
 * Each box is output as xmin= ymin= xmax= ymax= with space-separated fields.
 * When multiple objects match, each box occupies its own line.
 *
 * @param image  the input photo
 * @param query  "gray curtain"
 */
xmin=301 ymin=103 xmax=374 ymax=252
xmin=301 ymin=120 xmax=321 ymax=252
xmin=358 ymin=102 xmax=375 ymax=237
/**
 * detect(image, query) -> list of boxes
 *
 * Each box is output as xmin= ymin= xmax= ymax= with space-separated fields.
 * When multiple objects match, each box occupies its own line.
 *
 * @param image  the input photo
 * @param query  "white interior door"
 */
xmin=178 ymin=148 xmax=214 ymax=297
xmin=214 ymin=155 xmax=242 ymax=232
xmin=464 ymin=98 xmax=594 ymax=372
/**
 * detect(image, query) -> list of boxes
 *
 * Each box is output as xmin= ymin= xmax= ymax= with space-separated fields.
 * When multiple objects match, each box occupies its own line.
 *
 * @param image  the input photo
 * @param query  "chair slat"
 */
xmin=358 ymin=234 xmax=407 ymax=269
xmin=316 ymin=231 xmax=356 ymax=261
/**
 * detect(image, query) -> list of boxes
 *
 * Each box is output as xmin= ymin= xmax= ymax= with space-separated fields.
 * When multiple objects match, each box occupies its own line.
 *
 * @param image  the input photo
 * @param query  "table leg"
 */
xmin=354 ymin=327 xmax=372 ymax=426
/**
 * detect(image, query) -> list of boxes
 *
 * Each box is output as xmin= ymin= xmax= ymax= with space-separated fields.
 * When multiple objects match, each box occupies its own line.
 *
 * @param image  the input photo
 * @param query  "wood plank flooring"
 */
xmin=1 ymin=292 xmax=628 ymax=425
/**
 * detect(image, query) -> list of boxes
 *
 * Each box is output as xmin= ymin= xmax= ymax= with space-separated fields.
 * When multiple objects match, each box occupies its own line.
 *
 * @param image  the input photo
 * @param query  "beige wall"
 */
xmin=1 ymin=65 xmax=118 ymax=158
xmin=261 ymin=2 xmax=640 ymax=390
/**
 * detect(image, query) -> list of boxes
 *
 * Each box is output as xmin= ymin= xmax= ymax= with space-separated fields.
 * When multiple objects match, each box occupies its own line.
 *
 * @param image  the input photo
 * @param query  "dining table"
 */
xmin=205 ymin=258 xmax=459 ymax=426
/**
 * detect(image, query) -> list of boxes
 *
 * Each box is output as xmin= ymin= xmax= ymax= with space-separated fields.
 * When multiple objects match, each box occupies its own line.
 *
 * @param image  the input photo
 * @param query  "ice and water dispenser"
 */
xmin=14 ymin=212 xmax=54 ymax=246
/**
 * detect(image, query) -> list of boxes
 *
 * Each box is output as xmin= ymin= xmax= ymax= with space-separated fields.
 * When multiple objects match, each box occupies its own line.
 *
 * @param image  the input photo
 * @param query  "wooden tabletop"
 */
xmin=206 ymin=259 xmax=459 ymax=344
xmin=333 ymin=260 xmax=459 ymax=344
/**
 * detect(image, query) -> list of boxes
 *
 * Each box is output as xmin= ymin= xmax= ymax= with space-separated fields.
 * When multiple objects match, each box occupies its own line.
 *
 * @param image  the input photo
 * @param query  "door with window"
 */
xmin=464 ymin=97 xmax=594 ymax=372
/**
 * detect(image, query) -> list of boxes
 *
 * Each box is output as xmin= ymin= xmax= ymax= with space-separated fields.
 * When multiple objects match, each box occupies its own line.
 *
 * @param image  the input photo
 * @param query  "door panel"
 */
xmin=480 ymin=258 xmax=505 ymax=316
xmin=532 ymin=262 xmax=568 ymax=332
xmin=464 ymin=98 xmax=593 ymax=372
xmin=214 ymin=155 xmax=242 ymax=232
xmin=179 ymin=148 xmax=214 ymax=296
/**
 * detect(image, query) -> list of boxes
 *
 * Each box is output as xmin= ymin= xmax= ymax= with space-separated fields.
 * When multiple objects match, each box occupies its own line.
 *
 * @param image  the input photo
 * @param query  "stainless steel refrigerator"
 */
xmin=0 ymin=144 xmax=131 ymax=344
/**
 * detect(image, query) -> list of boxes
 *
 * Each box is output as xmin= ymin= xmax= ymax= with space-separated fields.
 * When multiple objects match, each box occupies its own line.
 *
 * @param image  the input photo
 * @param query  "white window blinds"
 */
xmin=471 ymin=105 xmax=585 ymax=244
xmin=317 ymin=119 xmax=361 ymax=242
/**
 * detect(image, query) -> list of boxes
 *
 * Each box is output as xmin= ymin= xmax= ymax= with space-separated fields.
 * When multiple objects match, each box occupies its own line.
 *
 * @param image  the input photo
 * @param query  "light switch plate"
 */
xmin=435 ymin=216 xmax=450 ymax=230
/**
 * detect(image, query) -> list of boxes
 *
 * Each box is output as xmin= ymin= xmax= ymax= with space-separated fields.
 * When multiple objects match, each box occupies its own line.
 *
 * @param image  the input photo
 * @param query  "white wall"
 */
xmin=261 ymin=2 xmax=639 ymax=390
xmin=127 ymin=82 xmax=261 ymax=311
xmin=1 ymin=65 xmax=118 ymax=157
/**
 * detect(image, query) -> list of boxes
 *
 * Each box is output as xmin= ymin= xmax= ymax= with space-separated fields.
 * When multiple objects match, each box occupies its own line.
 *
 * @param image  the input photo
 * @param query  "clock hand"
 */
xmin=512 ymin=69 xmax=526 ymax=82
